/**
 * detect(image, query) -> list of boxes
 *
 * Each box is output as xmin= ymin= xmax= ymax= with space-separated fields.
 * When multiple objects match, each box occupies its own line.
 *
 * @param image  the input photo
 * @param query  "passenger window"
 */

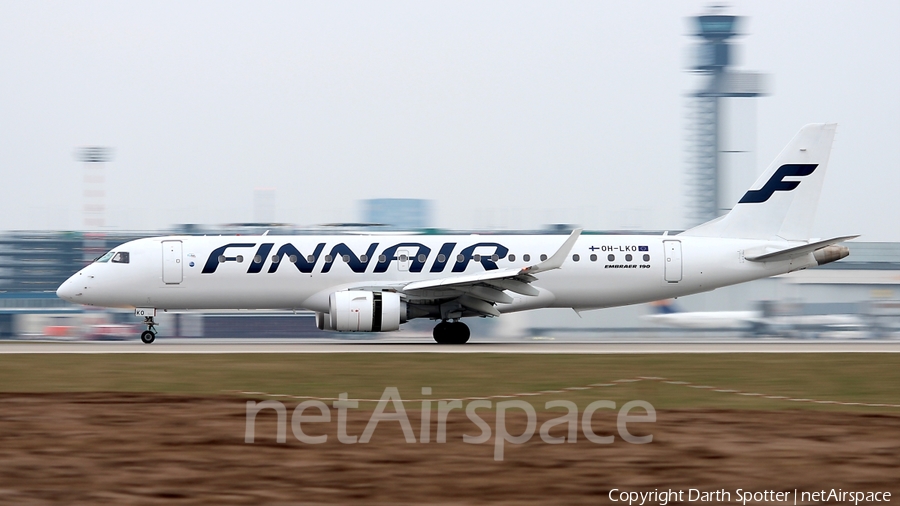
xmin=643 ymin=254 xmax=650 ymax=262
xmin=491 ymin=254 xmax=499 ymax=262
xmin=540 ymin=254 xmax=548 ymax=261
xmin=308 ymin=255 xmax=316 ymax=263
xmin=590 ymin=254 xmax=597 ymax=262
xmin=324 ymin=255 xmax=333 ymax=263
xmin=342 ymin=255 xmax=350 ymax=263
xmin=608 ymin=254 xmax=615 ymax=261
xmin=111 ymin=252 xmax=130 ymax=264
xmin=625 ymin=254 xmax=632 ymax=262
xmin=418 ymin=254 xmax=426 ymax=262
xmin=508 ymin=254 xmax=516 ymax=262
xmin=523 ymin=254 xmax=531 ymax=262
xmin=360 ymin=254 xmax=368 ymax=263
xmin=572 ymin=254 xmax=580 ymax=262
xmin=473 ymin=254 xmax=481 ymax=262
xmin=437 ymin=254 xmax=446 ymax=263
xmin=379 ymin=255 xmax=387 ymax=263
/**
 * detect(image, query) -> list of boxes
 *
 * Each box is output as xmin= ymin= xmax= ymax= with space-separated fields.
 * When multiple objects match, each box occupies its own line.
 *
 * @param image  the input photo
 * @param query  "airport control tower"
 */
xmin=687 ymin=7 xmax=769 ymax=226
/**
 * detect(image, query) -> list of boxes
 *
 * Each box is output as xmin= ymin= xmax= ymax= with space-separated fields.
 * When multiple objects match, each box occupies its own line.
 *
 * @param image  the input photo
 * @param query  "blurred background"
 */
xmin=1 ymin=1 xmax=899 ymax=340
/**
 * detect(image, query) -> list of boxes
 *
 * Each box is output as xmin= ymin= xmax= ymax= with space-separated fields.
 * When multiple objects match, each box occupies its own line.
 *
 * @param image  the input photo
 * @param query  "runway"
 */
xmin=2 ymin=339 xmax=900 ymax=354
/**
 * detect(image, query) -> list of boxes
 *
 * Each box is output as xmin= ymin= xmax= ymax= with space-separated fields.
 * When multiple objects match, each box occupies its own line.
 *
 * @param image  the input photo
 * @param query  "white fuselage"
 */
xmin=57 ymin=233 xmax=817 ymax=316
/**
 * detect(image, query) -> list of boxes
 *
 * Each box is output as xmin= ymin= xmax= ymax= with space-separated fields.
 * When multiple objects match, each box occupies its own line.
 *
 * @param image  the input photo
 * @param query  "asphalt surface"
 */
xmin=2 ymin=339 xmax=899 ymax=353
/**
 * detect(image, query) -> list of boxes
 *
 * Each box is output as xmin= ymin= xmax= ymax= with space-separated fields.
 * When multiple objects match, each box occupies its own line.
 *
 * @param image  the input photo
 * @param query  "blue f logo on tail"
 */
xmin=739 ymin=164 xmax=818 ymax=204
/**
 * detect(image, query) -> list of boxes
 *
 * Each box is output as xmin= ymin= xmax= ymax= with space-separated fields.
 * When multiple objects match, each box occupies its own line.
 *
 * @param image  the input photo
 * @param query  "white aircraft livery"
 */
xmin=57 ymin=124 xmax=856 ymax=344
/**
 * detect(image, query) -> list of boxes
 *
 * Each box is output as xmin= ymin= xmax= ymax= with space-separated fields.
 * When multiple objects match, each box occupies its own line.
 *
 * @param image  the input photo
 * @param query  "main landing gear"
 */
xmin=433 ymin=320 xmax=470 ymax=344
xmin=140 ymin=316 xmax=157 ymax=344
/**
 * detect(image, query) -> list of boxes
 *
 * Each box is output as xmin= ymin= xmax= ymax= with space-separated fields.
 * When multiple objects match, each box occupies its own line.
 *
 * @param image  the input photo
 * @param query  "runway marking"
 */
xmin=228 ymin=376 xmax=900 ymax=409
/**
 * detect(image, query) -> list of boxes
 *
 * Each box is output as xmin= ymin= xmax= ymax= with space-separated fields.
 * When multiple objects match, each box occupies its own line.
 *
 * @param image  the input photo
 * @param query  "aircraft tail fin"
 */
xmin=682 ymin=123 xmax=837 ymax=241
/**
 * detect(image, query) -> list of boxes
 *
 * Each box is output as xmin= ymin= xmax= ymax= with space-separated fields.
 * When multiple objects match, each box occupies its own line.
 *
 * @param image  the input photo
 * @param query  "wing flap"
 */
xmin=458 ymin=295 xmax=501 ymax=317
xmin=483 ymin=278 xmax=540 ymax=296
xmin=458 ymin=285 xmax=514 ymax=305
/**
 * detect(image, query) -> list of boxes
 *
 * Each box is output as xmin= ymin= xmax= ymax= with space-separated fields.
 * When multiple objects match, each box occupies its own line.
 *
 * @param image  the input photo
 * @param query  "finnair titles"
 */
xmin=57 ymin=124 xmax=856 ymax=344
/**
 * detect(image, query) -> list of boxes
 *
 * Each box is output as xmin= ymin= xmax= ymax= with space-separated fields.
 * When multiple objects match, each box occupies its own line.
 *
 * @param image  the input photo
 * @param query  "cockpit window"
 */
xmin=111 ymin=252 xmax=130 ymax=264
xmin=95 ymin=251 xmax=115 ymax=263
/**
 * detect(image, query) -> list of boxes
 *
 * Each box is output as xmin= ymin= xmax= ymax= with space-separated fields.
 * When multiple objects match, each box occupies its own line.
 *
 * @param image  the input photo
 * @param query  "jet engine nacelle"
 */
xmin=317 ymin=291 xmax=405 ymax=332
xmin=813 ymin=245 xmax=850 ymax=266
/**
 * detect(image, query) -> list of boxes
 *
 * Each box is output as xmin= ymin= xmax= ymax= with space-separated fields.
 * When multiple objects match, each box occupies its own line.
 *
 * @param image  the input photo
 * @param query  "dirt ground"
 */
xmin=1 ymin=393 xmax=899 ymax=505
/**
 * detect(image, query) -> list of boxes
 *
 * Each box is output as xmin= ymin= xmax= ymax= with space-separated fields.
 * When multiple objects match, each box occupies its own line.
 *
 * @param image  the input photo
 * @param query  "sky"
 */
xmin=1 ymin=1 xmax=898 ymax=240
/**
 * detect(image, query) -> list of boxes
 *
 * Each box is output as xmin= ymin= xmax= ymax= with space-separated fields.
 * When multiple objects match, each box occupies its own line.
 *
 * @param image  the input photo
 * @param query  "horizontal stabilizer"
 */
xmin=744 ymin=235 xmax=858 ymax=262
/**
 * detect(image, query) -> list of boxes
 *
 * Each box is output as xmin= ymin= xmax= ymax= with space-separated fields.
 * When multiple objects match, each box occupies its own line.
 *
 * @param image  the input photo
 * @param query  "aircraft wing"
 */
xmin=398 ymin=228 xmax=582 ymax=316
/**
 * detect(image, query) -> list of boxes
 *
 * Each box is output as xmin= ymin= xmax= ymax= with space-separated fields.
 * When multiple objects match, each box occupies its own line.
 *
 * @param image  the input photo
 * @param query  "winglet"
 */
xmin=521 ymin=228 xmax=582 ymax=275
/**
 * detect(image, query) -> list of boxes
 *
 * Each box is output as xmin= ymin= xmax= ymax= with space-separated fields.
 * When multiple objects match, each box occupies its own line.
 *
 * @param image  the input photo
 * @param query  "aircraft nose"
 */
xmin=56 ymin=274 xmax=82 ymax=302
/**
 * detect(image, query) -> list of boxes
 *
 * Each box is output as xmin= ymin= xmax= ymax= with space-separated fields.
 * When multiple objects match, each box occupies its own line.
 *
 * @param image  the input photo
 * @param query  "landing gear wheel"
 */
xmin=140 ymin=315 xmax=158 ymax=344
xmin=433 ymin=321 xmax=452 ymax=344
xmin=432 ymin=321 xmax=470 ymax=344
xmin=449 ymin=321 xmax=470 ymax=344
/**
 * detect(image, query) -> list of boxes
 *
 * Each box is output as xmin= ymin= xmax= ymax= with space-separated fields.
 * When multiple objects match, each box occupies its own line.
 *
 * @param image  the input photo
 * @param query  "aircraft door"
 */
xmin=397 ymin=249 xmax=410 ymax=272
xmin=663 ymin=240 xmax=682 ymax=283
xmin=162 ymin=240 xmax=183 ymax=284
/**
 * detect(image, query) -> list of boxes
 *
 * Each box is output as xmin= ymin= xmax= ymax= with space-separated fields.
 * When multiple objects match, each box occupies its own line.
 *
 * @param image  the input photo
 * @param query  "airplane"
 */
xmin=641 ymin=300 xmax=758 ymax=331
xmin=641 ymin=299 xmax=865 ymax=336
xmin=57 ymin=123 xmax=856 ymax=344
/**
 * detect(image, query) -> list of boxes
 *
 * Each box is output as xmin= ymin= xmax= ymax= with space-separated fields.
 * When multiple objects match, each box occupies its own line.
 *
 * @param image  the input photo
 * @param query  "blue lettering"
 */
xmin=247 ymin=243 xmax=274 ymax=274
xmin=452 ymin=243 xmax=508 ymax=272
xmin=322 ymin=243 xmax=379 ymax=273
xmin=430 ymin=242 xmax=456 ymax=273
xmin=268 ymin=243 xmax=325 ymax=274
xmin=202 ymin=243 xmax=256 ymax=274
xmin=374 ymin=243 xmax=431 ymax=273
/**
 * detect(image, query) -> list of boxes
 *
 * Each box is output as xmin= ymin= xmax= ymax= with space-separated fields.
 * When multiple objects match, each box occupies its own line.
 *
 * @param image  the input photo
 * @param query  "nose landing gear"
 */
xmin=432 ymin=320 xmax=470 ymax=344
xmin=140 ymin=316 xmax=157 ymax=344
